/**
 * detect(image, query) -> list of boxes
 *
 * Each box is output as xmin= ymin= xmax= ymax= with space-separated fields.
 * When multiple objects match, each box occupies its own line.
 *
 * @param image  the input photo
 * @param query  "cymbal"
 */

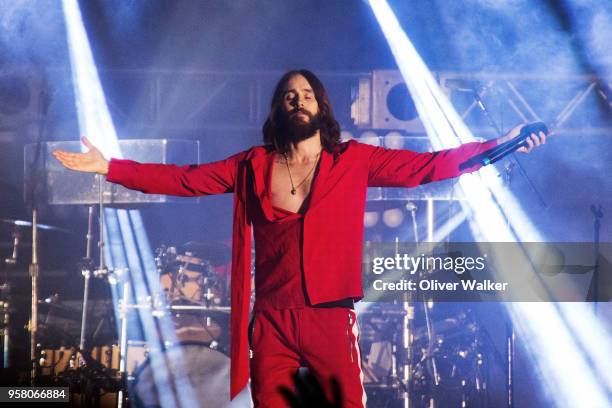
xmin=0 ymin=218 xmax=71 ymax=233
xmin=180 ymin=241 xmax=230 ymax=266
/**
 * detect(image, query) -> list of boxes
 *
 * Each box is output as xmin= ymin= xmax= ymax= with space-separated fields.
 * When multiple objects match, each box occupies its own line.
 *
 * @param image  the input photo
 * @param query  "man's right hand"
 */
xmin=52 ymin=137 xmax=110 ymax=175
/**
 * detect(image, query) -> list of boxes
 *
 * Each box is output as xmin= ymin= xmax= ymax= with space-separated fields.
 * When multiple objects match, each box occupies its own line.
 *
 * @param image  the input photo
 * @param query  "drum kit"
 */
xmin=358 ymin=302 xmax=492 ymax=408
xmin=0 ymin=214 xmax=230 ymax=406
xmin=123 ymin=241 xmax=234 ymax=408
xmin=0 ymin=213 xmax=233 ymax=407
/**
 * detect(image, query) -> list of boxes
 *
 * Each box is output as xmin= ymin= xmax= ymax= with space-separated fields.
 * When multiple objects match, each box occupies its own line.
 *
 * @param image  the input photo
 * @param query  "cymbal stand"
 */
xmin=117 ymin=278 xmax=130 ymax=408
xmin=78 ymin=206 xmax=95 ymax=358
xmin=77 ymin=176 xmax=128 ymax=408
xmin=79 ymin=175 xmax=112 ymax=351
xmin=405 ymin=201 xmax=420 ymax=407
xmin=400 ymin=292 xmax=414 ymax=408
xmin=26 ymin=84 xmax=50 ymax=386
xmin=389 ymin=236 xmax=415 ymax=408
xmin=2 ymin=227 xmax=19 ymax=370
xmin=92 ymin=175 xmax=128 ymax=408
xmin=420 ymin=209 xmax=439 ymax=407
xmin=29 ymin=209 xmax=40 ymax=386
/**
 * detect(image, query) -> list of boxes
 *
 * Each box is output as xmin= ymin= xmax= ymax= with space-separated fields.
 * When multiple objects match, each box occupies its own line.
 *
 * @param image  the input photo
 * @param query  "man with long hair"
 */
xmin=53 ymin=69 xmax=545 ymax=407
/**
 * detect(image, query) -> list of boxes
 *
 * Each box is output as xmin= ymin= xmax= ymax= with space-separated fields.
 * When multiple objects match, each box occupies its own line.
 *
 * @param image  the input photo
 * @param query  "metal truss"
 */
xmin=79 ymin=68 xmax=364 ymax=133
xmin=11 ymin=67 xmax=610 ymax=137
xmin=437 ymin=71 xmax=611 ymax=137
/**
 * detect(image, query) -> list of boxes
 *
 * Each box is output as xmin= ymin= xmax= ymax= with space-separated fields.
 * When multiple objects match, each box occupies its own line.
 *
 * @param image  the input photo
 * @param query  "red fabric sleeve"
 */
xmin=106 ymin=151 xmax=246 ymax=196
xmin=365 ymin=139 xmax=498 ymax=187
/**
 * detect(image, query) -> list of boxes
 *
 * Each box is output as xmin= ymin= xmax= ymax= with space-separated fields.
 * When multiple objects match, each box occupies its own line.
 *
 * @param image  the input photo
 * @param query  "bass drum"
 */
xmin=131 ymin=342 xmax=230 ymax=408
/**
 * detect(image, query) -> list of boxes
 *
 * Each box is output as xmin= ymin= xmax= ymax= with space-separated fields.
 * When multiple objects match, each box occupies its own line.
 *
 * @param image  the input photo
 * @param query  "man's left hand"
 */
xmin=497 ymin=123 xmax=547 ymax=153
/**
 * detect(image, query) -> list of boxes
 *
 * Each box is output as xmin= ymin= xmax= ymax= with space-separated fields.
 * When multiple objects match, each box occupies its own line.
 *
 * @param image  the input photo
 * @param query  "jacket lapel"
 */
xmin=248 ymin=147 xmax=275 ymax=221
xmin=307 ymin=148 xmax=333 ymax=211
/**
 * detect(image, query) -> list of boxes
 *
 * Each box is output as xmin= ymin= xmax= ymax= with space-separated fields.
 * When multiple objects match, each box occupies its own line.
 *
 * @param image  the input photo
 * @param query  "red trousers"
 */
xmin=249 ymin=307 xmax=366 ymax=408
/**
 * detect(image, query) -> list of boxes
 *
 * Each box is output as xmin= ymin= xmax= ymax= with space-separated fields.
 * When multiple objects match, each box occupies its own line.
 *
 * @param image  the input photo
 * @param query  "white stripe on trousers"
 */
xmin=349 ymin=310 xmax=367 ymax=408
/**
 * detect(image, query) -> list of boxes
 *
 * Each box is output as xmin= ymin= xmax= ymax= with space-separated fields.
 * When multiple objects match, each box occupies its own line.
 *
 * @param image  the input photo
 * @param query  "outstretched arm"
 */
xmin=53 ymin=137 xmax=241 ymax=197
xmin=366 ymin=123 xmax=546 ymax=187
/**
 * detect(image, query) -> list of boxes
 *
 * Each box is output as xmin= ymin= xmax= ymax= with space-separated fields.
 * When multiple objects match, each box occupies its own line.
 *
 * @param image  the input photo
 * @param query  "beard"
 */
xmin=278 ymin=109 xmax=323 ymax=145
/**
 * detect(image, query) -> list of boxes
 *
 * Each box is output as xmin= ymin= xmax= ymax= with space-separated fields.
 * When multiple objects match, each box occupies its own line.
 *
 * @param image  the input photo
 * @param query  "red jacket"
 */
xmin=106 ymin=138 xmax=497 ymax=398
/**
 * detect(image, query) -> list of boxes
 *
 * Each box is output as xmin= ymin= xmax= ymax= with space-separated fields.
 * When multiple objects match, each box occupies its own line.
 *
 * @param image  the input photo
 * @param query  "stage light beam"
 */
xmin=368 ymin=1 xmax=612 ymax=406
xmin=61 ymin=0 xmax=200 ymax=406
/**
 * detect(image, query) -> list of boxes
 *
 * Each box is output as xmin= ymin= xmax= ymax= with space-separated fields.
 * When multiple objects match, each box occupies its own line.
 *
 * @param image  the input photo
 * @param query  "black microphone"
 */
xmin=483 ymin=122 xmax=548 ymax=165
xmin=459 ymin=122 xmax=548 ymax=170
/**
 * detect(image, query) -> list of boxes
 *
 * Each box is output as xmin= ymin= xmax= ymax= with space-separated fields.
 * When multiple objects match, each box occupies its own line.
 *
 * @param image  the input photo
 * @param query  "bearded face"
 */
xmin=277 ymin=107 xmax=323 ymax=145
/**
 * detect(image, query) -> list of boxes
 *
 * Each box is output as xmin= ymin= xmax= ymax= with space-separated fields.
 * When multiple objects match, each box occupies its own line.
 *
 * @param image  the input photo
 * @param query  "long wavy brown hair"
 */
xmin=262 ymin=70 xmax=341 ymax=154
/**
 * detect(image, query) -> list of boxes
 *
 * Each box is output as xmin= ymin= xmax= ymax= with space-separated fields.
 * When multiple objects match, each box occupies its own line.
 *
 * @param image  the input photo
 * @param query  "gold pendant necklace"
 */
xmin=283 ymin=151 xmax=321 ymax=195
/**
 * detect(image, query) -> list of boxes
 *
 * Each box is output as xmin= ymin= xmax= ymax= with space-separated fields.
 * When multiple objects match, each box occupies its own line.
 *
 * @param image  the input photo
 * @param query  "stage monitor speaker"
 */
xmin=352 ymin=70 xmax=427 ymax=132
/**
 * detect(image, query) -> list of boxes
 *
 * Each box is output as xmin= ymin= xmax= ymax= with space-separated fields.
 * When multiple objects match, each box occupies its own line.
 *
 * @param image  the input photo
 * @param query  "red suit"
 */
xmin=106 ymin=138 xmax=497 ymax=404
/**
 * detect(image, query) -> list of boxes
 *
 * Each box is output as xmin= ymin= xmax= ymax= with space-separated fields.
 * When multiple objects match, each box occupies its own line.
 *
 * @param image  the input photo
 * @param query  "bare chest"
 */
xmin=269 ymin=159 xmax=319 ymax=213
